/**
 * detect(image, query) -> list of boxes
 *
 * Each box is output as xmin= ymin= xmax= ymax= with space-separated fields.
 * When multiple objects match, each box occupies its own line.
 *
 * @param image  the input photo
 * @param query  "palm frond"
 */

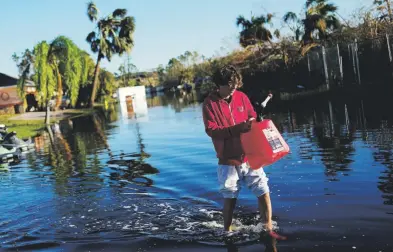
xmin=119 ymin=37 xmax=133 ymax=54
xmin=306 ymin=0 xmax=318 ymax=8
xmin=301 ymin=42 xmax=319 ymax=56
xmin=113 ymin=8 xmax=127 ymax=18
xmin=236 ymin=15 xmax=246 ymax=27
xmin=102 ymin=27 xmax=109 ymax=39
xmin=109 ymin=28 xmax=121 ymax=50
xmin=316 ymin=19 xmax=327 ymax=33
xmin=100 ymin=38 xmax=109 ymax=56
xmin=255 ymin=15 xmax=267 ymax=24
xmin=120 ymin=16 xmax=136 ymax=33
xmin=87 ymin=1 xmax=98 ymax=22
xmin=90 ymin=39 xmax=100 ymax=53
xmin=326 ymin=15 xmax=340 ymax=29
xmin=283 ymin=12 xmax=298 ymax=23
xmin=86 ymin=31 xmax=97 ymax=43
xmin=104 ymin=39 xmax=113 ymax=61
xmin=319 ymin=4 xmax=338 ymax=16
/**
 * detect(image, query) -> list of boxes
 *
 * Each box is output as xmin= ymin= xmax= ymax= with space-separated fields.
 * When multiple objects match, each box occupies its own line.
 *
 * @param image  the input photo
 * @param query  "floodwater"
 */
xmin=1 ymin=90 xmax=393 ymax=252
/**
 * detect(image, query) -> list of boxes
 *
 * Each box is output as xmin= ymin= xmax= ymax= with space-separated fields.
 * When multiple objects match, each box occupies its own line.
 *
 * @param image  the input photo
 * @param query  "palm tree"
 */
xmin=283 ymin=0 xmax=339 ymax=45
xmin=236 ymin=14 xmax=274 ymax=48
xmin=283 ymin=12 xmax=304 ymax=41
xmin=302 ymin=0 xmax=340 ymax=44
xmin=283 ymin=0 xmax=340 ymax=55
xmin=86 ymin=1 xmax=136 ymax=107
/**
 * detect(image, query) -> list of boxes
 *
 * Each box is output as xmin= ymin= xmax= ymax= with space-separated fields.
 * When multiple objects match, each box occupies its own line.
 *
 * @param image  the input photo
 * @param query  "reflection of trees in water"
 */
xmin=92 ymin=112 xmax=114 ymax=158
xmin=70 ymin=114 xmax=111 ymax=152
xmin=367 ymin=123 xmax=393 ymax=205
xmin=146 ymin=95 xmax=165 ymax=108
xmin=312 ymin=124 xmax=355 ymax=180
xmin=45 ymin=125 xmax=74 ymax=195
xmin=41 ymin=113 xmax=113 ymax=196
xmin=107 ymin=113 xmax=159 ymax=187
xmin=311 ymin=101 xmax=357 ymax=180
xmin=74 ymin=133 xmax=87 ymax=174
xmin=102 ymin=102 xmax=119 ymax=123
xmin=274 ymin=100 xmax=357 ymax=181
xmin=146 ymin=90 xmax=200 ymax=112
xmin=71 ymin=112 xmax=110 ymax=179
xmin=108 ymin=158 xmax=159 ymax=186
xmin=134 ymin=118 xmax=150 ymax=160
xmin=276 ymin=97 xmax=393 ymax=203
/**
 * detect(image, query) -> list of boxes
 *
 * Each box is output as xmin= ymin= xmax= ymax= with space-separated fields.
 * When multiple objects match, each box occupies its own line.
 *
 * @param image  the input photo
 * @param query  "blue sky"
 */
xmin=0 ymin=0 xmax=373 ymax=77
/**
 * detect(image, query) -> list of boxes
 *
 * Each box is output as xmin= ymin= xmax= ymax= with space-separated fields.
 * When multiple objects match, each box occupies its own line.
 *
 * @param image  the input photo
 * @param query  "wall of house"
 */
xmin=0 ymin=86 xmax=23 ymax=109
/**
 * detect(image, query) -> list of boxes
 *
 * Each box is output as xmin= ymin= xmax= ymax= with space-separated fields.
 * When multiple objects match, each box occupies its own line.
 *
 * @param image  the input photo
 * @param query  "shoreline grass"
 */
xmin=0 ymin=108 xmax=95 ymax=139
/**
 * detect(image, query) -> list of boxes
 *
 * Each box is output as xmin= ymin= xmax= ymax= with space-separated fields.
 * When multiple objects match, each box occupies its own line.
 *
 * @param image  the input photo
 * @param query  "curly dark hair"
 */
xmin=212 ymin=64 xmax=243 ymax=88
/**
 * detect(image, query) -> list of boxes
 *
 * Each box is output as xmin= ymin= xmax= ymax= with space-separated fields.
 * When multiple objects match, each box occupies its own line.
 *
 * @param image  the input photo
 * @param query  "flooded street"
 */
xmin=1 ymin=91 xmax=393 ymax=252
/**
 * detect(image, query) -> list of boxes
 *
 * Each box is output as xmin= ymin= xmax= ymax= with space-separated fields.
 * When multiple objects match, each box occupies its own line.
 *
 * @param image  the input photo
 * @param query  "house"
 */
xmin=0 ymin=72 xmax=36 ymax=114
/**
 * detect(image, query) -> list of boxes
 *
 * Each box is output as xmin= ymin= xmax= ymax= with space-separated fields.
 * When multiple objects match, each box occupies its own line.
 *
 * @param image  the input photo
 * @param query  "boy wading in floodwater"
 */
xmin=202 ymin=65 xmax=286 ymax=240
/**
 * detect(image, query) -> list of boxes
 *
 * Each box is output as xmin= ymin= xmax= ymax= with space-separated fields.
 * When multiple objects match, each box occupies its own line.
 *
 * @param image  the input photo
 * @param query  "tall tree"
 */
xmin=98 ymin=69 xmax=116 ymax=98
xmin=156 ymin=64 xmax=165 ymax=83
xmin=32 ymin=41 xmax=57 ymax=124
xmin=12 ymin=49 xmax=34 ymax=98
xmin=118 ymin=64 xmax=127 ymax=87
xmin=49 ymin=36 xmax=84 ymax=109
xmin=236 ymin=14 xmax=274 ymax=47
xmin=302 ymin=0 xmax=340 ymax=44
xmin=86 ymin=1 xmax=136 ymax=107
xmin=80 ymin=51 xmax=96 ymax=88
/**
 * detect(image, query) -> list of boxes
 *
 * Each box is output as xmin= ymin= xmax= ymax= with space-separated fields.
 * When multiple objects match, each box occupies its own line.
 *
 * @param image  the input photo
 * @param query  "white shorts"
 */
xmin=217 ymin=162 xmax=270 ymax=198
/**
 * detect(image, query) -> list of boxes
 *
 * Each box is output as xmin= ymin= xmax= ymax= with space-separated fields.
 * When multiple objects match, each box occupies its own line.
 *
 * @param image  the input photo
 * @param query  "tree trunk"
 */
xmin=55 ymin=65 xmax=63 ymax=110
xmin=45 ymin=100 xmax=51 ymax=125
xmin=90 ymin=52 xmax=102 ymax=108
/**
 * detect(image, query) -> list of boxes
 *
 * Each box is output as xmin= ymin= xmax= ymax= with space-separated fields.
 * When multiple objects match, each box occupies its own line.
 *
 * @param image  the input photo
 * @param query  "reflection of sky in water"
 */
xmin=0 ymin=92 xmax=393 ymax=251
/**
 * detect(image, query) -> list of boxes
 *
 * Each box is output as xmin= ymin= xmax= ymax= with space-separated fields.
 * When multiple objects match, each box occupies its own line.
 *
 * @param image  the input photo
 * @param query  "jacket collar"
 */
xmin=209 ymin=90 xmax=238 ymax=103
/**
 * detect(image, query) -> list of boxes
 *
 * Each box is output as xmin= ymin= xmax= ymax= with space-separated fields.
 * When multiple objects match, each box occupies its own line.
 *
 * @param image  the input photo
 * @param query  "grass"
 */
xmin=1 ymin=114 xmax=58 ymax=139
xmin=0 ymin=115 xmax=47 ymax=139
xmin=0 ymin=108 xmax=95 ymax=139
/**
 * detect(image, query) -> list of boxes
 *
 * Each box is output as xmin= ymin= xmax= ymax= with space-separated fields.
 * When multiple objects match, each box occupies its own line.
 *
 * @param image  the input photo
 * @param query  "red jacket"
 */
xmin=202 ymin=90 xmax=256 ymax=165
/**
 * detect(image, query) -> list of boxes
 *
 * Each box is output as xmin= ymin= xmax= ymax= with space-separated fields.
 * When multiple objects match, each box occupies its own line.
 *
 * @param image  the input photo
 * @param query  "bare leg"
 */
xmin=258 ymin=193 xmax=273 ymax=230
xmin=223 ymin=198 xmax=237 ymax=231
xmin=263 ymin=236 xmax=278 ymax=252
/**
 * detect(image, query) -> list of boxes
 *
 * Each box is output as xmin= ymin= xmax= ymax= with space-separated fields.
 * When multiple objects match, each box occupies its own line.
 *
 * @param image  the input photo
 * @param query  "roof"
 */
xmin=0 ymin=72 xmax=18 ymax=87
xmin=0 ymin=72 xmax=35 ymax=87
